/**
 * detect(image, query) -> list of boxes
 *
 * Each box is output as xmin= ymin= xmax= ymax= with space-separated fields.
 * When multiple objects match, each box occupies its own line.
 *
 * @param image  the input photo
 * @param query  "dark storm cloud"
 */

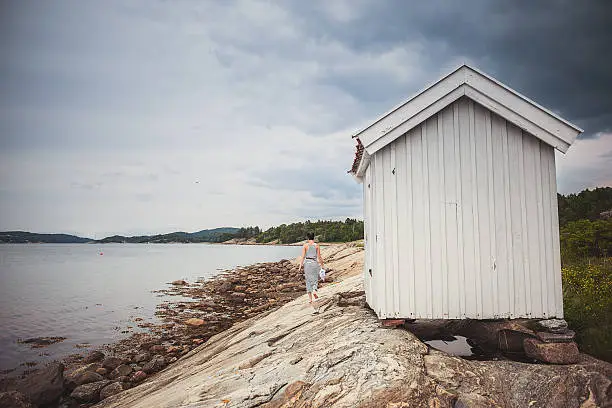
xmin=289 ymin=0 xmax=612 ymax=137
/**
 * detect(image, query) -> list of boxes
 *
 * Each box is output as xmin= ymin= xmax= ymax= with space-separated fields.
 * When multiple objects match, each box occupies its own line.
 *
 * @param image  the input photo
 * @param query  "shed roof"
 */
xmin=350 ymin=65 xmax=582 ymax=177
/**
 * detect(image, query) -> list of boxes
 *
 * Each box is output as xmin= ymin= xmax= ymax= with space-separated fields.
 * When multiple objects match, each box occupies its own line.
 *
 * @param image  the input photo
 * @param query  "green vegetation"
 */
xmin=558 ymin=187 xmax=612 ymax=361
xmin=255 ymin=219 xmax=364 ymax=244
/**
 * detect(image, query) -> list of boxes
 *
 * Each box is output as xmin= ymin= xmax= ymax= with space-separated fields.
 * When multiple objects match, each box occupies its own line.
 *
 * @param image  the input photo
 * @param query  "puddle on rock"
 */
xmin=424 ymin=335 xmax=497 ymax=360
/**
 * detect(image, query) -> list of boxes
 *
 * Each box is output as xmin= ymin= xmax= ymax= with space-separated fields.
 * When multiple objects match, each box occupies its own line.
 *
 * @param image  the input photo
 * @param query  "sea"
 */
xmin=0 ymin=243 xmax=299 ymax=374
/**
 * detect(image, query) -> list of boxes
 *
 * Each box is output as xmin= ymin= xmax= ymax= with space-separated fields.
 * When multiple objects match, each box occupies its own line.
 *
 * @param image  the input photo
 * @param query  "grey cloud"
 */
xmin=287 ymin=0 xmax=612 ymax=137
xmin=0 ymin=0 xmax=610 ymax=235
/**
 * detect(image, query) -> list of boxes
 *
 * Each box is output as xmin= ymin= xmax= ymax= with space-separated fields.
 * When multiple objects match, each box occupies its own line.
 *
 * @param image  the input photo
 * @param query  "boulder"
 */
xmin=537 ymin=318 xmax=569 ymax=334
xmin=142 ymin=355 xmax=166 ymax=374
xmin=218 ymin=281 xmax=233 ymax=292
xmin=65 ymin=363 xmax=101 ymax=389
xmin=171 ymin=280 xmax=188 ymax=286
xmin=133 ymin=351 xmax=151 ymax=363
xmin=99 ymin=382 xmax=124 ymax=400
xmin=230 ymin=292 xmax=247 ymax=301
xmin=166 ymin=346 xmax=181 ymax=354
xmin=523 ymin=338 xmax=580 ymax=364
xmin=95 ymin=367 xmax=108 ymax=376
xmin=72 ymin=371 xmax=104 ymax=386
xmin=70 ymin=380 xmax=110 ymax=403
xmin=14 ymin=362 xmax=64 ymax=406
xmin=0 ymin=391 xmax=34 ymax=408
xmin=149 ymin=345 xmax=166 ymax=353
xmin=130 ymin=371 xmax=147 ymax=383
xmin=109 ymin=365 xmax=132 ymax=379
xmin=101 ymin=356 xmax=125 ymax=371
xmin=185 ymin=318 xmax=205 ymax=326
xmin=83 ymin=350 xmax=105 ymax=363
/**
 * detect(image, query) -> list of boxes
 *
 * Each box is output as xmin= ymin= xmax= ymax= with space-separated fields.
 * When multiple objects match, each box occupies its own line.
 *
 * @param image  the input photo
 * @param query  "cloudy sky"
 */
xmin=1 ymin=0 xmax=611 ymax=238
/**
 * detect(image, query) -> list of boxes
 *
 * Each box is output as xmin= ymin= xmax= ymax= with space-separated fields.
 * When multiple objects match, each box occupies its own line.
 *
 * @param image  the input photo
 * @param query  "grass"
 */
xmin=562 ymin=258 xmax=612 ymax=362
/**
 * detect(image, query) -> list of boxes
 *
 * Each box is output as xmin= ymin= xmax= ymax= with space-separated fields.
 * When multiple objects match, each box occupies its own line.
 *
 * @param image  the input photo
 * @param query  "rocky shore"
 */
xmin=2 ymin=242 xmax=611 ymax=407
xmin=0 ymin=244 xmax=363 ymax=407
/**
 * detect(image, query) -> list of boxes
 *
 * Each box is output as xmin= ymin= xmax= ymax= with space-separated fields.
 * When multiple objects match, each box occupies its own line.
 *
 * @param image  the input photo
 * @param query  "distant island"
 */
xmin=0 ymin=227 xmax=240 ymax=244
xmin=0 ymin=220 xmax=366 ymax=244
xmin=0 ymin=231 xmax=93 ymax=244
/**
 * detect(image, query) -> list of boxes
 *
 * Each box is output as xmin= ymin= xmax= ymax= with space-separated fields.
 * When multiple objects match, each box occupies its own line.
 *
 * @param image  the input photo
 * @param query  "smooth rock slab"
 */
xmin=70 ymin=380 xmax=111 ymax=403
xmin=99 ymin=382 xmax=124 ymax=400
xmin=523 ymin=338 xmax=580 ymax=364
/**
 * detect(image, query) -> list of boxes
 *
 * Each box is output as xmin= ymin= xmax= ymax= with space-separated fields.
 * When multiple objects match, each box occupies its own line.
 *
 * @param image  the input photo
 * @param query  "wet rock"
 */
xmin=83 ymin=350 xmax=105 ymax=363
xmin=109 ymin=365 xmax=132 ymax=379
xmin=142 ymin=355 xmax=166 ymax=374
xmin=101 ymin=356 xmax=124 ymax=371
xmin=18 ymin=336 xmax=66 ymax=348
xmin=14 ymin=362 xmax=65 ymax=406
xmin=171 ymin=280 xmax=188 ymax=286
xmin=99 ymin=382 xmax=124 ymax=400
xmin=95 ymin=367 xmax=108 ymax=376
xmin=130 ymin=371 xmax=147 ymax=383
xmin=0 ymin=391 xmax=34 ymax=408
xmin=185 ymin=318 xmax=205 ymax=326
xmin=133 ymin=352 xmax=151 ymax=363
xmin=70 ymin=380 xmax=110 ymax=403
xmin=149 ymin=345 xmax=165 ymax=353
xmin=523 ymin=338 xmax=579 ymax=364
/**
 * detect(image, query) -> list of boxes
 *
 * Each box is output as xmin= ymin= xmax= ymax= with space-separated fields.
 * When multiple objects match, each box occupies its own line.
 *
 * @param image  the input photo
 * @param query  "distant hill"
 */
xmin=96 ymin=227 xmax=240 ymax=243
xmin=0 ymin=231 xmax=92 ymax=244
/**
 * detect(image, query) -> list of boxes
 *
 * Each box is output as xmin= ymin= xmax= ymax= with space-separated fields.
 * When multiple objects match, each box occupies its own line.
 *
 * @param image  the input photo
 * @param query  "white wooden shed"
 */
xmin=350 ymin=65 xmax=582 ymax=320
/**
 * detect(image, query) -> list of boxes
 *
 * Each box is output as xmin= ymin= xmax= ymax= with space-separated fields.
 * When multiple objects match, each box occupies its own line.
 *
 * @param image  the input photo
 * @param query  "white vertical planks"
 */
xmin=364 ymin=97 xmax=563 ymax=319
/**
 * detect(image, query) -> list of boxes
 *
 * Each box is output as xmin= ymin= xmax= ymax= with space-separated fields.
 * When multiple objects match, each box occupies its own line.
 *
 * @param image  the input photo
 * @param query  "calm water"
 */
xmin=0 ymin=244 xmax=299 ymax=372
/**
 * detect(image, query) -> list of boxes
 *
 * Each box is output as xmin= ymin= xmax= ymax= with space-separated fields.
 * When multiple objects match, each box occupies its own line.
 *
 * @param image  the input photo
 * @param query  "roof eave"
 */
xmin=355 ymin=65 xmax=583 ymax=156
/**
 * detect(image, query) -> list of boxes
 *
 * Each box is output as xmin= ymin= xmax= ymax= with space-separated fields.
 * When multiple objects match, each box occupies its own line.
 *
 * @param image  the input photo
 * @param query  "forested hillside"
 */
xmin=556 ymin=187 xmax=612 ymax=361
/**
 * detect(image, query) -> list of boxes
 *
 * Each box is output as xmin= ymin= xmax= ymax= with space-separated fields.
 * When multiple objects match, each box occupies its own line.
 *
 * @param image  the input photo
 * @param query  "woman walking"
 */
xmin=299 ymin=232 xmax=324 ymax=313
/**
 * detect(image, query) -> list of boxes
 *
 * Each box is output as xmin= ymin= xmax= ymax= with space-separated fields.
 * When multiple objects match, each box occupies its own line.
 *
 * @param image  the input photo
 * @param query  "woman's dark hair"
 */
xmin=306 ymin=232 xmax=315 ymax=240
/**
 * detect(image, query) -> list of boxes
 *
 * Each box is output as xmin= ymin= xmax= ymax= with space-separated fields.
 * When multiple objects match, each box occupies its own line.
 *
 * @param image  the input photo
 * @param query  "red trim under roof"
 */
xmin=349 ymin=138 xmax=364 ymax=174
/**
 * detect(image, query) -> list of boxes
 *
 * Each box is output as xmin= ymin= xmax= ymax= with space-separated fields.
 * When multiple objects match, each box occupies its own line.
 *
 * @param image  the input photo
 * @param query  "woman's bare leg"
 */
xmin=308 ymin=292 xmax=313 ymax=303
